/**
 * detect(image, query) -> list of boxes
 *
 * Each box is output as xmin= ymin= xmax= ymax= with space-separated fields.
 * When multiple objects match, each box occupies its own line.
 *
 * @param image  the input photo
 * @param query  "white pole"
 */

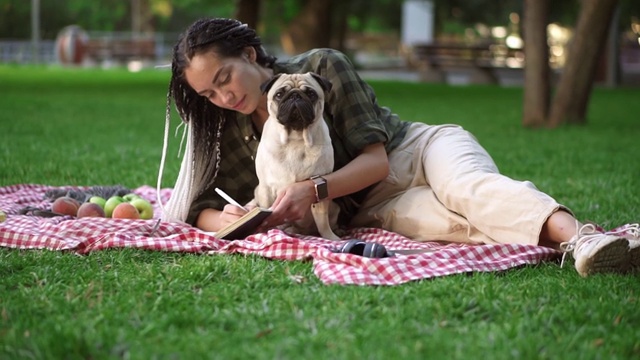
xmin=31 ymin=0 xmax=40 ymax=63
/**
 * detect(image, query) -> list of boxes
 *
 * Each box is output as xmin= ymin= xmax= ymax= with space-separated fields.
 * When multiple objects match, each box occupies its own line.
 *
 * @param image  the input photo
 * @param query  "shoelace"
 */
xmin=559 ymin=223 xmax=602 ymax=268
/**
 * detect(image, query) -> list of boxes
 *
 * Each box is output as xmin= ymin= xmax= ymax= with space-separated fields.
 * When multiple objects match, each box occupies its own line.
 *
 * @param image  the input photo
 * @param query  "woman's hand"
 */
xmin=196 ymin=205 xmax=247 ymax=232
xmin=261 ymin=142 xmax=389 ymax=229
xmin=219 ymin=204 xmax=249 ymax=225
xmin=264 ymin=180 xmax=316 ymax=227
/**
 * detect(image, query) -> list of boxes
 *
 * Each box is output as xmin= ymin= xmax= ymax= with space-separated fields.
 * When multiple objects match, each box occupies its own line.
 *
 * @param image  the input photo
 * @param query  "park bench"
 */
xmin=411 ymin=42 xmax=521 ymax=84
xmin=85 ymin=37 xmax=156 ymax=63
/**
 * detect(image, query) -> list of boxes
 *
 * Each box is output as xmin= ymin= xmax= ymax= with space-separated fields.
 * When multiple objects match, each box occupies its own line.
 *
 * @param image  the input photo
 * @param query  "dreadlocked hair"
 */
xmin=156 ymin=18 xmax=276 ymax=223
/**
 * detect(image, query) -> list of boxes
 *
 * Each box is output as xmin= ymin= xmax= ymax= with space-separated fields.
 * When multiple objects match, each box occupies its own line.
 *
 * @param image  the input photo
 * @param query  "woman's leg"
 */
xmin=353 ymin=123 xmax=561 ymax=245
xmin=419 ymin=125 xmax=563 ymax=245
xmin=539 ymin=211 xmax=580 ymax=249
xmin=354 ymin=123 xmax=634 ymax=276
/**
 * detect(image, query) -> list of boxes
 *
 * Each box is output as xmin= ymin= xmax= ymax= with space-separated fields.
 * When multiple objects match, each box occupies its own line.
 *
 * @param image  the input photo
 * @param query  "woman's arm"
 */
xmin=267 ymin=142 xmax=389 ymax=226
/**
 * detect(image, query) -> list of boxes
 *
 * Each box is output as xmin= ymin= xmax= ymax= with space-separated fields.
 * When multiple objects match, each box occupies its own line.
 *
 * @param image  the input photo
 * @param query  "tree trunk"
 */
xmin=548 ymin=0 xmax=618 ymax=127
xmin=234 ymin=0 xmax=261 ymax=30
xmin=522 ymin=0 xmax=550 ymax=128
xmin=282 ymin=0 xmax=333 ymax=54
xmin=132 ymin=0 xmax=154 ymax=34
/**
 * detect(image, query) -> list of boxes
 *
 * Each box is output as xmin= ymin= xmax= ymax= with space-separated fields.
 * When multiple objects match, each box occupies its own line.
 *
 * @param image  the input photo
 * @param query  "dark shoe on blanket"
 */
xmin=334 ymin=239 xmax=394 ymax=258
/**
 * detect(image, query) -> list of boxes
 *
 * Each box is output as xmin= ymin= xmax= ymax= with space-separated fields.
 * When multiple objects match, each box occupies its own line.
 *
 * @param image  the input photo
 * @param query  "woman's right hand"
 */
xmin=196 ymin=205 xmax=247 ymax=232
xmin=219 ymin=204 xmax=248 ymax=226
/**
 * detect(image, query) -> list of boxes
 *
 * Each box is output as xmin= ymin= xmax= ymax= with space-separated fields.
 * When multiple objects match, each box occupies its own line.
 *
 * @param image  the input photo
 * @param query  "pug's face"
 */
xmin=261 ymin=73 xmax=332 ymax=132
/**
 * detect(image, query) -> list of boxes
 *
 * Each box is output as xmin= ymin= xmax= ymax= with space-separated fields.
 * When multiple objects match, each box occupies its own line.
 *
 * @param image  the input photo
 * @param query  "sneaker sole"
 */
xmin=575 ymin=237 xmax=630 ymax=277
xmin=629 ymin=241 xmax=640 ymax=271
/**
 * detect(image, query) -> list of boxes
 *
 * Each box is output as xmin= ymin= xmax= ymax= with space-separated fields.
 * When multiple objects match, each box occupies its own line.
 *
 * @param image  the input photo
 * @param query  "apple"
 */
xmin=88 ymin=196 xmax=107 ymax=210
xmin=112 ymin=202 xmax=140 ymax=219
xmin=123 ymin=193 xmax=141 ymax=202
xmin=51 ymin=196 xmax=80 ymax=216
xmin=130 ymin=198 xmax=154 ymax=220
xmin=104 ymin=196 xmax=125 ymax=218
xmin=77 ymin=202 xmax=106 ymax=218
xmin=0 ymin=210 xmax=6 ymax=223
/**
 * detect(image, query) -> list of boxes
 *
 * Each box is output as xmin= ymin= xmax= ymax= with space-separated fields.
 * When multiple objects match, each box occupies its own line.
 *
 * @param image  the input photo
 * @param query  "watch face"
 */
xmin=311 ymin=176 xmax=328 ymax=202
xmin=316 ymin=181 xmax=328 ymax=200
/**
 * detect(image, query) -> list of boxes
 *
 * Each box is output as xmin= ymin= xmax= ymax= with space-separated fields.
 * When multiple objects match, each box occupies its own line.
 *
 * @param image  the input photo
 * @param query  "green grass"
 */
xmin=1 ymin=65 xmax=640 ymax=359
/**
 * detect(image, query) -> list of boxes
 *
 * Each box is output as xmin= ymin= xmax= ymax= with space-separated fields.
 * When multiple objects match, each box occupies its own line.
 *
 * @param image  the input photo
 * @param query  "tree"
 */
xmin=234 ymin=0 xmax=260 ymax=30
xmin=522 ymin=0 xmax=620 ymax=127
xmin=548 ymin=0 xmax=619 ymax=126
xmin=281 ymin=0 xmax=334 ymax=54
xmin=522 ymin=0 xmax=550 ymax=127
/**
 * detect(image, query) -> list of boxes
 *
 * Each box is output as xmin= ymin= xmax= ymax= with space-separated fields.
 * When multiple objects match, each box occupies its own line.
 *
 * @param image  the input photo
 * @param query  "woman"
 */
xmin=156 ymin=18 xmax=638 ymax=277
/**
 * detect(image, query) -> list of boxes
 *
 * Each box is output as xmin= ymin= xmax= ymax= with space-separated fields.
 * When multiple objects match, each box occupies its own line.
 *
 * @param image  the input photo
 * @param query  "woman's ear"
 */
xmin=244 ymin=47 xmax=257 ymax=62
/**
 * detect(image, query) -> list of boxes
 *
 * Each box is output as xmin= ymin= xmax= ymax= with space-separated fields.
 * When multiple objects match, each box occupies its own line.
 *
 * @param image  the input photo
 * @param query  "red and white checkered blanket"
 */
xmin=0 ymin=184 xmax=560 ymax=285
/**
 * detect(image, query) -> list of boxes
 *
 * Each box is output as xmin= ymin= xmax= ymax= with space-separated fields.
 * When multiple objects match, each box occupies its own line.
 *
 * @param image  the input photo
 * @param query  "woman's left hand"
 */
xmin=264 ymin=180 xmax=316 ymax=227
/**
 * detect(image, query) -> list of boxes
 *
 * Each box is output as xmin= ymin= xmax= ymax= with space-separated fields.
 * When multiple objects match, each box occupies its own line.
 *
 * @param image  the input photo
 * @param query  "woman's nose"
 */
xmin=222 ymin=91 xmax=234 ymax=106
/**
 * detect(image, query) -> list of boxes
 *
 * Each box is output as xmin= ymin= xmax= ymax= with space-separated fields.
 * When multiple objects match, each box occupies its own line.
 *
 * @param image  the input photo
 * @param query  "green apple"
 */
xmin=104 ymin=196 xmax=125 ymax=218
xmin=88 ymin=196 xmax=107 ymax=210
xmin=130 ymin=198 xmax=154 ymax=220
xmin=123 ymin=193 xmax=141 ymax=202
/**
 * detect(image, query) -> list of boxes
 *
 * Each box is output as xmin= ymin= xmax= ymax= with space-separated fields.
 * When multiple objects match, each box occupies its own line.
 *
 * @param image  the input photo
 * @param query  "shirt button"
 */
xmin=252 ymin=135 xmax=257 ymax=140
xmin=251 ymin=156 xmax=255 ymax=161
xmin=244 ymin=135 xmax=250 ymax=141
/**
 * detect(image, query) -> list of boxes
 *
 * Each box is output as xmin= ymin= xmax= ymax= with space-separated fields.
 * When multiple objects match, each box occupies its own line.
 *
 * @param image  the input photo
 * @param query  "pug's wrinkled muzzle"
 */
xmin=277 ymin=91 xmax=316 ymax=131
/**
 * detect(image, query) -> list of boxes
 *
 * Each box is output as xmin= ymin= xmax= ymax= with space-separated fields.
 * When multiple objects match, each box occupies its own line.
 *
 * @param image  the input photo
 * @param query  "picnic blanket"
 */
xmin=0 ymin=184 xmax=560 ymax=285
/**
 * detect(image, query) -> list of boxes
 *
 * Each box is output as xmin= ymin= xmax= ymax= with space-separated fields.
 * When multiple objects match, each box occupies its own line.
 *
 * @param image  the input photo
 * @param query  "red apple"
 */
xmin=51 ymin=196 xmax=80 ymax=216
xmin=77 ymin=202 xmax=106 ymax=218
xmin=112 ymin=202 xmax=140 ymax=219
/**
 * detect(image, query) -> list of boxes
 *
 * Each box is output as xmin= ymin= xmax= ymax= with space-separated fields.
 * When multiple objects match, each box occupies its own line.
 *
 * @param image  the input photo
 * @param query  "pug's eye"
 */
xmin=304 ymin=89 xmax=318 ymax=101
xmin=274 ymin=90 xmax=285 ymax=100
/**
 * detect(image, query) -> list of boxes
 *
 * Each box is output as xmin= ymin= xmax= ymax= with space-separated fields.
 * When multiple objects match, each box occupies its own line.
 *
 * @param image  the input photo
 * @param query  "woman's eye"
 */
xmin=221 ymin=73 xmax=230 ymax=84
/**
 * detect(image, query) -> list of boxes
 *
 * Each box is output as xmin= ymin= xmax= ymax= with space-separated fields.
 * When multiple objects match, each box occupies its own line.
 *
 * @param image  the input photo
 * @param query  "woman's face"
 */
xmin=184 ymin=47 xmax=269 ymax=115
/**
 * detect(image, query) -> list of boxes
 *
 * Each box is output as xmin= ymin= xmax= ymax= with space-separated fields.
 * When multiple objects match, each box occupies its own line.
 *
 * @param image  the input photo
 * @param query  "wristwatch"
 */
xmin=310 ymin=175 xmax=328 ymax=203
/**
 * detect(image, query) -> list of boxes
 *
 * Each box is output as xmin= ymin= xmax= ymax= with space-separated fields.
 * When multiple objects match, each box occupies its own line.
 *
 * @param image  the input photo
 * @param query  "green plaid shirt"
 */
xmin=186 ymin=48 xmax=410 ymax=225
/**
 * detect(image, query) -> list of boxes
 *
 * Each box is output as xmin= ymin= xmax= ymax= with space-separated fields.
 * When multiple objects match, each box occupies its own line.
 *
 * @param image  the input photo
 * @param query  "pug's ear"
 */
xmin=260 ymin=74 xmax=282 ymax=94
xmin=310 ymin=73 xmax=332 ymax=93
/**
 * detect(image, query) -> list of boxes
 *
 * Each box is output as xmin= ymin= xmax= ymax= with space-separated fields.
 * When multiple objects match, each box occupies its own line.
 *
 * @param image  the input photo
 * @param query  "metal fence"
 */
xmin=0 ymin=40 xmax=56 ymax=64
xmin=0 ymin=32 xmax=179 ymax=66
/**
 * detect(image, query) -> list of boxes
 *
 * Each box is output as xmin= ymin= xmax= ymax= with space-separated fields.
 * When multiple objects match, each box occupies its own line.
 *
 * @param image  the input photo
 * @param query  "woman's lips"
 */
xmin=232 ymin=96 xmax=246 ymax=111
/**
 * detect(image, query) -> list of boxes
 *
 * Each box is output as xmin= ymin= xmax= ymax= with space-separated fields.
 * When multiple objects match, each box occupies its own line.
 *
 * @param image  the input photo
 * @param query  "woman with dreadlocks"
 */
xmin=157 ymin=17 xmax=639 ymax=277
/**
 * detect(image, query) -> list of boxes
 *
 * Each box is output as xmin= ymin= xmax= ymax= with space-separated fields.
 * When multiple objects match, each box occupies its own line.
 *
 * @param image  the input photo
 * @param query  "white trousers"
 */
xmin=350 ymin=122 xmax=568 ymax=245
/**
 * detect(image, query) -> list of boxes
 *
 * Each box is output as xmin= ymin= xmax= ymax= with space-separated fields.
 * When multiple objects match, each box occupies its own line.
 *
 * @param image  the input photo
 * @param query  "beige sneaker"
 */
xmin=560 ymin=223 xmax=630 ymax=277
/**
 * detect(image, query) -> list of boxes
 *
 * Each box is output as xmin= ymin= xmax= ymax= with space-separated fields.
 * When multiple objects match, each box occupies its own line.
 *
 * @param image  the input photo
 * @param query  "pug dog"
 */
xmin=253 ymin=72 xmax=341 ymax=240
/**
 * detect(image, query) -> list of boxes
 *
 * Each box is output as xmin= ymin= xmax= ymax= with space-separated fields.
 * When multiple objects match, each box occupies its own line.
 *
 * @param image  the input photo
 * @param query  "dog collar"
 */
xmin=310 ymin=175 xmax=328 ymax=203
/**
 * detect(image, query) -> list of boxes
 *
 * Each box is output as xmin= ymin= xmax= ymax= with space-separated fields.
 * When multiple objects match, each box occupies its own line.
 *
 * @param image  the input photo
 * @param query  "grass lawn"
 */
xmin=1 ymin=65 xmax=639 ymax=359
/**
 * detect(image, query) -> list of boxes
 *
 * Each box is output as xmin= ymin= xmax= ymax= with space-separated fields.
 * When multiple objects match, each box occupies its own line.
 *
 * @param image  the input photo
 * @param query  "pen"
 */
xmin=215 ymin=188 xmax=248 ymax=211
